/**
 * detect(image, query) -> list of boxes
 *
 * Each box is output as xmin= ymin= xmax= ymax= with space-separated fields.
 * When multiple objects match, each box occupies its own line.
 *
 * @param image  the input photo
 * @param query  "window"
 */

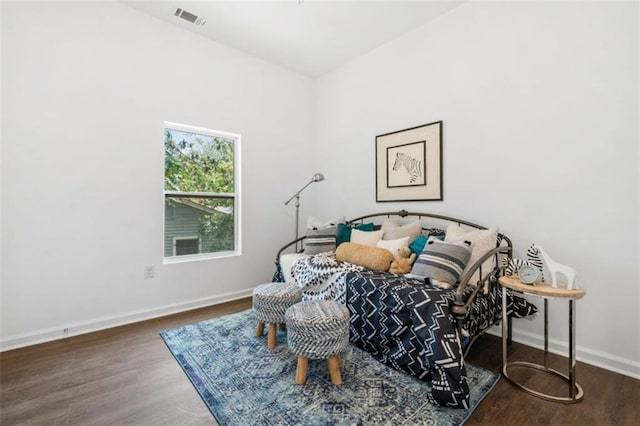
xmin=174 ymin=237 xmax=200 ymax=256
xmin=164 ymin=122 xmax=240 ymax=261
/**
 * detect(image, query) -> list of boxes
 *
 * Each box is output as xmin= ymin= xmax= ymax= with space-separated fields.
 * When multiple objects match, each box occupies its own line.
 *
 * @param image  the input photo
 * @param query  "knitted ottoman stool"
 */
xmin=252 ymin=282 xmax=302 ymax=349
xmin=285 ymin=300 xmax=349 ymax=385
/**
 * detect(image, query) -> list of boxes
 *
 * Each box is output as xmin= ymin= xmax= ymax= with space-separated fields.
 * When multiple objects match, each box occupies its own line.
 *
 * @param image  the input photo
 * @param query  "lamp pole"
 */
xmin=294 ymin=194 xmax=301 ymax=247
xmin=284 ymin=173 xmax=324 ymax=251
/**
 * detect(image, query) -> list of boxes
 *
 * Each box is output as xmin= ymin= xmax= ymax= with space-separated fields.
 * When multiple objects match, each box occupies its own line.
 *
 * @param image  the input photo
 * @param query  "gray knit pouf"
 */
xmin=285 ymin=300 xmax=349 ymax=385
xmin=252 ymin=282 xmax=302 ymax=349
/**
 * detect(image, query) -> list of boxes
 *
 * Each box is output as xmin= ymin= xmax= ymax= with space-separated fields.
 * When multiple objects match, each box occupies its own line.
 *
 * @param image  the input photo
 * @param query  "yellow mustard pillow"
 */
xmin=335 ymin=242 xmax=395 ymax=272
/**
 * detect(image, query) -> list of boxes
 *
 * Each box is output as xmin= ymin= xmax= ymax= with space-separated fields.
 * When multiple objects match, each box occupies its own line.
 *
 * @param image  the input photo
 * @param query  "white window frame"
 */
xmin=163 ymin=121 xmax=241 ymax=264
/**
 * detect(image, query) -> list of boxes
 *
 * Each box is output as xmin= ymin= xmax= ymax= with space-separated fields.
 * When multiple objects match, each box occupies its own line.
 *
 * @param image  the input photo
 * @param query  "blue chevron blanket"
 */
xmin=346 ymin=270 xmax=536 ymax=409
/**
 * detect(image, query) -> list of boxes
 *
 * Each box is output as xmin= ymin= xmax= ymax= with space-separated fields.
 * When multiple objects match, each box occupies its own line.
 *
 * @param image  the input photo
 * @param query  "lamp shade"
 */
xmin=312 ymin=173 xmax=325 ymax=182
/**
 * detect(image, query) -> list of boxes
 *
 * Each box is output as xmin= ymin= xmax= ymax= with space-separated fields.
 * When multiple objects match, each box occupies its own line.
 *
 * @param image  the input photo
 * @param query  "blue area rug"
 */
xmin=160 ymin=309 xmax=499 ymax=425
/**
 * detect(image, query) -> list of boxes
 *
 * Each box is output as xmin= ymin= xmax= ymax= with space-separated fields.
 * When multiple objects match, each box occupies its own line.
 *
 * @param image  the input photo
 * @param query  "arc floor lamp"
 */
xmin=285 ymin=173 xmax=325 ymax=251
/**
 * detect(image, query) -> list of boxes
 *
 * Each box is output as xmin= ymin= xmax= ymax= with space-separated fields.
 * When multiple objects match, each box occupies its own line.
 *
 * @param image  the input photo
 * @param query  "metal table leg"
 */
xmin=502 ymin=294 xmax=584 ymax=403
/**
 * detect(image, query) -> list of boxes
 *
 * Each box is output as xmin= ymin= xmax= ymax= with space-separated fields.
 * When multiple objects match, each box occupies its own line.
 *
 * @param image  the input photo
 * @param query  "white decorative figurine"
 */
xmin=532 ymin=244 xmax=577 ymax=290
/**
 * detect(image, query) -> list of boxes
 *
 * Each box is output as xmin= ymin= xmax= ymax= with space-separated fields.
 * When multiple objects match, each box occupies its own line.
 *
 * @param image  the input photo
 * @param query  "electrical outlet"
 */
xmin=63 ymin=328 xmax=69 ymax=336
xmin=144 ymin=265 xmax=155 ymax=279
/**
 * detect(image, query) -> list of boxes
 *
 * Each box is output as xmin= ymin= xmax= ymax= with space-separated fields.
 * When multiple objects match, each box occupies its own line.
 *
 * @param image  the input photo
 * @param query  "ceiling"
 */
xmin=123 ymin=1 xmax=462 ymax=78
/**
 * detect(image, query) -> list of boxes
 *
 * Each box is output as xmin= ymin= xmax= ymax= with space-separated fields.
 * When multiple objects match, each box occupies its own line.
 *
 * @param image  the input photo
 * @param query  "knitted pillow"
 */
xmin=409 ymin=239 xmax=472 ymax=286
xmin=304 ymin=226 xmax=337 ymax=255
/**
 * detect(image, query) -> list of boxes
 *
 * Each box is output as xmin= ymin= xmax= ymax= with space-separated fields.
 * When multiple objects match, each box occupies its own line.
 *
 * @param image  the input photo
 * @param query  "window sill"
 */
xmin=163 ymin=250 xmax=241 ymax=265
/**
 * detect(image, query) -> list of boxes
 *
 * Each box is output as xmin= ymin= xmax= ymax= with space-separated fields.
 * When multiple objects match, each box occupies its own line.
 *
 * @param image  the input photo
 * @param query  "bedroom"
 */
xmin=1 ymin=0 xmax=638 ymax=424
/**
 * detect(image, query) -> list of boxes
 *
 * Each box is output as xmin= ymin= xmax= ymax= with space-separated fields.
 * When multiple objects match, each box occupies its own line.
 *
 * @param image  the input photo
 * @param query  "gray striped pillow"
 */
xmin=304 ymin=226 xmax=337 ymax=255
xmin=409 ymin=239 xmax=472 ymax=285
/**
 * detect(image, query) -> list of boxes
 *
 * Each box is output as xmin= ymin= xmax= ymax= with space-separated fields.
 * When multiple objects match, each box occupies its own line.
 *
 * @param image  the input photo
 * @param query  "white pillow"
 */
xmin=307 ymin=215 xmax=345 ymax=229
xmin=381 ymin=218 xmax=421 ymax=243
xmin=350 ymin=229 xmax=384 ymax=246
xmin=376 ymin=236 xmax=410 ymax=260
xmin=279 ymin=253 xmax=308 ymax=284
xmin=445 ymin=223 xmax=498 ymax=286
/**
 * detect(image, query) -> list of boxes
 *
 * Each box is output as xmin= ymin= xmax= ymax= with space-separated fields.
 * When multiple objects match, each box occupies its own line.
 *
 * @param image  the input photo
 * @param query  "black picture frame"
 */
xmin=376 ymin=121 xmax=443 ymax=202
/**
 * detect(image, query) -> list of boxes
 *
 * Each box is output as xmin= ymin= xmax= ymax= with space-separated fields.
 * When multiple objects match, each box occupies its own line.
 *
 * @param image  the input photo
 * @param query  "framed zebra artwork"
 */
xmin=376 ymin=121 xmax=443 ymax=202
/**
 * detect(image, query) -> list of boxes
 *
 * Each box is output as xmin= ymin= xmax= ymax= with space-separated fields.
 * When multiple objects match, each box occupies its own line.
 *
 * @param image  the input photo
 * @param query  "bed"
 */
xmin=274 ymin=210 xmax=536 ymax=408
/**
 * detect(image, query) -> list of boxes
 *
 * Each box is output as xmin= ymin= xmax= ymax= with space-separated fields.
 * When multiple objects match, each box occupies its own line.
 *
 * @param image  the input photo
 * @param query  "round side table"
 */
xmin=499 ymin=275 xmax=586 ymax=403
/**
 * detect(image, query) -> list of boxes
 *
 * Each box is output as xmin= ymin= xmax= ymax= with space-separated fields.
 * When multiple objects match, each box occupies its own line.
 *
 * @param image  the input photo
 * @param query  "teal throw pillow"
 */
xmin=409 ymin=233 xmax=445 ymax=256
xmin=409 ymin=235 xmax=428 ymax=256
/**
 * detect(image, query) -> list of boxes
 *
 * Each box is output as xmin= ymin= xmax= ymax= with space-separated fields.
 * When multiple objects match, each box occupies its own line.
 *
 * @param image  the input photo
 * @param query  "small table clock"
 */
xmin=518 ymin=265 xmax=541 ymax=285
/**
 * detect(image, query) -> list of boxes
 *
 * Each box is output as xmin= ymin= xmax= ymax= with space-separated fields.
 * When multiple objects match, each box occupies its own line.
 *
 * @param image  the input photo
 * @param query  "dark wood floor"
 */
xmin=1 ymin=298 xmax=638 ymax=425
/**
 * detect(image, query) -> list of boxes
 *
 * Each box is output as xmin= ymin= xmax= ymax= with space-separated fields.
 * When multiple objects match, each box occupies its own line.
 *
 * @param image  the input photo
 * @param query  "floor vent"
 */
xmin=174 ymin=8 xmax=206 ymax=26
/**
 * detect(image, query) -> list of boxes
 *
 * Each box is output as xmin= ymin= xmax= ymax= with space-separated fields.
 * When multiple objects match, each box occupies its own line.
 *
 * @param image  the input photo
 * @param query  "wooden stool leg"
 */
xmin=296 ymin=356 xmax=308 ymax=384
xmin=279 ymin=323 xmax=286 ymax=331
xmin=327 ymin=356 xmax=342 ymax=385
xmin=267 ymin=324 xmax=277 ymax=349
xmin=256 ymin=322 xmax=265 ymax=337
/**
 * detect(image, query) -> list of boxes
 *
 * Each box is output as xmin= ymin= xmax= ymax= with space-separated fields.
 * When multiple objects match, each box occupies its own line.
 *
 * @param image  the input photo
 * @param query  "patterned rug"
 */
xmin=160 ymin=309 xmax=499 ymax=426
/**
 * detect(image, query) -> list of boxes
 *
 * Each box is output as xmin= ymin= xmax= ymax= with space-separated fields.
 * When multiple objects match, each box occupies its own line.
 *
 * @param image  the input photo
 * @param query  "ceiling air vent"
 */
xmin=174 ymin=8 xmax=206 ymax=26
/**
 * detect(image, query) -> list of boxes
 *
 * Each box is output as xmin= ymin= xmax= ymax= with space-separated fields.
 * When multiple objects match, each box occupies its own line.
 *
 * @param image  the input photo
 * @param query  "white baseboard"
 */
xmin=486 ymin=326 xmax=640 ymax=380
xmin=4 ymin=296 xmax=638 ymax=381
xmin=0 ymin=288 xmax=253 ymax=352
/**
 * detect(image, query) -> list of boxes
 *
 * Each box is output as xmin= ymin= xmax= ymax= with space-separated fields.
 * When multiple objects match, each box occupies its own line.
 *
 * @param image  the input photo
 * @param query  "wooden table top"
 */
xmin=499 ymin=275 xmax=586 ymax=299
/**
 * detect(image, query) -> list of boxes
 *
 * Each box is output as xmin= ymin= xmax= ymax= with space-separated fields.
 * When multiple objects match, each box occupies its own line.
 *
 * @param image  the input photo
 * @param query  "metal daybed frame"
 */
xmin=274 ymin=209 xmax=515 ymax=351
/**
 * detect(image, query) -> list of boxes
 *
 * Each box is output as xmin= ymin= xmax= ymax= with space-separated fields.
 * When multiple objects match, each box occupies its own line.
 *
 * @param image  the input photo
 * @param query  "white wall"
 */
xmin=0 ymin=1 xmax=4 ymax=339
xmin=314 ymin=1 xmax=639 ymax=377
xmin=0 ymin=1 xmax=314 ymax=348
xmin=2 ymin=1 xmax=638 ymax=380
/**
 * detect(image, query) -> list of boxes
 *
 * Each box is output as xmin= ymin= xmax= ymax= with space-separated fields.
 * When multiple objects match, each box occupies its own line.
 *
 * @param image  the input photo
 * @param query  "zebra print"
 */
xmin=502 ymin=245 xmax=546 ymax=282
xmin=393 ymin=152 xmax=422 ymax=183
xmin=503 ymin=257 xmax=532 ymax=276
xmin=526 ymin=244 xmax=545 ymax=282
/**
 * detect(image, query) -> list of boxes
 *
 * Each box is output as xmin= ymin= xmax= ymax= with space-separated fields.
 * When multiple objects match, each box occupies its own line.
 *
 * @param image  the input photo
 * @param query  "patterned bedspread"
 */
xmin=287 ymin=254 xmax=537 ymax=408
xmin=346 ymin=270 xmax=536 ymax=408
xmin=290 ymin=252 xmax=364 ymax=303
